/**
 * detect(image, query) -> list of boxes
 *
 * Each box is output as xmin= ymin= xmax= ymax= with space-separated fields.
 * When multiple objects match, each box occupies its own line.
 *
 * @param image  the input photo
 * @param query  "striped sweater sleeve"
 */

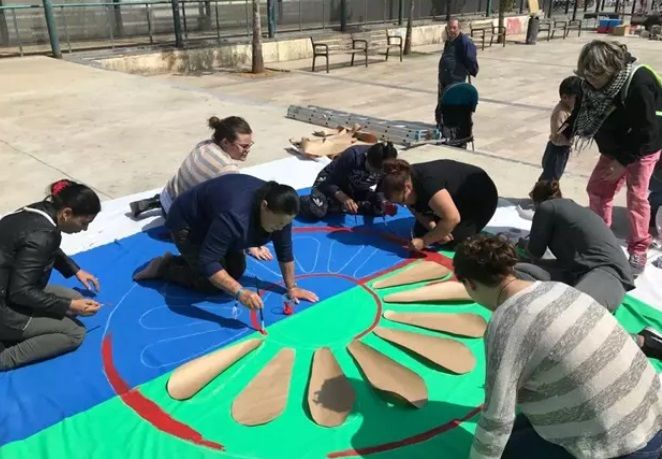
xmin=469 ymin=327 xmax=520 ymax=459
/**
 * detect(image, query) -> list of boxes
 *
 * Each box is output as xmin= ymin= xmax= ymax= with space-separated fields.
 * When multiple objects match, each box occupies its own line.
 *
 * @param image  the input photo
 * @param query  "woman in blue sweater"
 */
xmin=134 ymin=175 xmax=318 ymax=310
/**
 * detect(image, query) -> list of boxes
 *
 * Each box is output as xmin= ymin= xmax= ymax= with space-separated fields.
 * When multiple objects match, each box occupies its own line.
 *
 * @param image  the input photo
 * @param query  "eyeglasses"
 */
xmin=234 ymin=140 xmax=254 ymax=150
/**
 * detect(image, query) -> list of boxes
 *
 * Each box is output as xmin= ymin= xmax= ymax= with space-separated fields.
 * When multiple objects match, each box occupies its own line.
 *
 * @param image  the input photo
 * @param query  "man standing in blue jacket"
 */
xmin=435 ymin=18 xmax=479 ymax=125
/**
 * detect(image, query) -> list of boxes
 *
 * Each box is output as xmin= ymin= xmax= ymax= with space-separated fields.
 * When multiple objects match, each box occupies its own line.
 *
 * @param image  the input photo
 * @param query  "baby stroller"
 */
xmin=435 ymin=82 xmax=478 ymax=150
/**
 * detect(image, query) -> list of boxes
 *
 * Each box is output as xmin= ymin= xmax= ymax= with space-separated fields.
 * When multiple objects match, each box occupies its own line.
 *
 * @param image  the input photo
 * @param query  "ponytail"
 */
xmin=48 ymin=179 xmax=101 ymax=216
xmin=378 ymin=159 xmax=413 ymax=200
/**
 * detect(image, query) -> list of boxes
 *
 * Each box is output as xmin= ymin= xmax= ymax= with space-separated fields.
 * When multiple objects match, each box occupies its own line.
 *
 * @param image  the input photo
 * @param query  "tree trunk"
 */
xmin=252 ymin=0 xmax=265 ymax=73
xmin=497 ymin=0 xmax=507 ymax=44
xmin=404 ymin=0 xmax=414 ymax=55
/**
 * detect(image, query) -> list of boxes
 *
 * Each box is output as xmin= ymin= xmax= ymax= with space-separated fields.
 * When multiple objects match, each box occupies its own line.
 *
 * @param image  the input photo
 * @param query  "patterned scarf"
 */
xmin=573 ymin=63 xmax=633 ymax=151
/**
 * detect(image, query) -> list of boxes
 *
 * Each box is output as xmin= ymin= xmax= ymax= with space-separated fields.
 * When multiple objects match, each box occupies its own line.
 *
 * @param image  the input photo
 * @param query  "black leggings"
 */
xmin=160 ymin=229 xmax=246 ymax=293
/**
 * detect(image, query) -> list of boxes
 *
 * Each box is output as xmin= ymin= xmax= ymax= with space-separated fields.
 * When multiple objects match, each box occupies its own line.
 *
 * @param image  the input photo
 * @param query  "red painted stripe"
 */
xmin=359 ymin=257 xmax=416 ymax=283
xmin=101 ymin=335 xmax=224 ymax=451
xmin=326 ymin=406 xmax=482 ymax=458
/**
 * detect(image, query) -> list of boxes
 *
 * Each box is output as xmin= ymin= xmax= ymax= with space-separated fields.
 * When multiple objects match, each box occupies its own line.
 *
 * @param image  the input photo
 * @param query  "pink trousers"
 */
xmin=587 ymin=151 xmax=661 ymax=255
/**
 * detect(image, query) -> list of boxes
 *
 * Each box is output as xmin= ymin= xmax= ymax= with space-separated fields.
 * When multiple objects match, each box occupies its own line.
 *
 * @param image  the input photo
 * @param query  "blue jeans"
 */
xmin=539 ymin=141 xmax=570 ymax=181
xmin=502 ymin=414 xmax=662 ymax=459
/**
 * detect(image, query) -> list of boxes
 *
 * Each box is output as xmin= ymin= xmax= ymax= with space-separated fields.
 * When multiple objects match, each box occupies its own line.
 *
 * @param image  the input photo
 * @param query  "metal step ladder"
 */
xmin=286 ymin=105 xmax=443 ymax=147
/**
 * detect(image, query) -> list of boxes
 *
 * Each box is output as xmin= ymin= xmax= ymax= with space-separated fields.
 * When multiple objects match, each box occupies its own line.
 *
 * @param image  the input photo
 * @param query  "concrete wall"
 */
xmin=96 ymin=15 xmax=529 ymax=75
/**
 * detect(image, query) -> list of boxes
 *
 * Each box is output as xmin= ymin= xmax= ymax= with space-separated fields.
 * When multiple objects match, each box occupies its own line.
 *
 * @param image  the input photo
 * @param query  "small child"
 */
xmin=539 ymin=76 xmax=582 ymax=181
xmin=299 ymin=142 xmax=398 ymax=220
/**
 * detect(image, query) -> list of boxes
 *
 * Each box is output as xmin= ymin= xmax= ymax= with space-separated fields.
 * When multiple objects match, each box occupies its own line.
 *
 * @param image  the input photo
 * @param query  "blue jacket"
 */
xmin=315 ymin=145 xmax=382 ymax=197
xmin=438 ymin=33 xmax=479 ymax=88
xmin=166 ymin=174 xmax=293 ymax=277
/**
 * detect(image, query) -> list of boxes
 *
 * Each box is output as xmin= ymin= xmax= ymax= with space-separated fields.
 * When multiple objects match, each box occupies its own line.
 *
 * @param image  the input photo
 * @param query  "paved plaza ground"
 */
xmin=1 ymin=31 xmax=661 ymax=221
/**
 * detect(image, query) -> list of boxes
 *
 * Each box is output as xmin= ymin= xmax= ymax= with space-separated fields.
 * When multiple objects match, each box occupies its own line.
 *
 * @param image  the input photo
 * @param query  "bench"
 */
xmin=550 ymin=19 xmax=568 ymax=39
xmin=538 ymin=19 xmax=568 ymax=40
xmin=351 ymin=29 xmax=403 ymax=62
xmin=310 ymin=36 xmax=368 ymax=73
xmin=469 ymin=20 xmax=506 ymax=50
xmin=567 ymin=19 xmax=582 ymax=37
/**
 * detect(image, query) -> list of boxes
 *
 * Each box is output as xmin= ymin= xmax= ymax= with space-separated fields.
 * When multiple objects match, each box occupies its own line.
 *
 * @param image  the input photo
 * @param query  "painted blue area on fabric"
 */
xmin=0 ymin=202 xmax=414 ymax=446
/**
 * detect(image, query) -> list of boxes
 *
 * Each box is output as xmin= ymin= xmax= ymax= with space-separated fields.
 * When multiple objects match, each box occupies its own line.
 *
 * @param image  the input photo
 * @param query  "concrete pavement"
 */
xmin=1 ymin=32 xmax=660 ymax=220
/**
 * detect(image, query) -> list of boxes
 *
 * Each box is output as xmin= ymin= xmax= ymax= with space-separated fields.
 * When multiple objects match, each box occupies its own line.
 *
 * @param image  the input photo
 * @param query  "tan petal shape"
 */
xmin=347 ymin=340 xmax=427 ymax=408
xmin=373 ymin=327 xmax=475 ymax=374
xmin=373 ymin=261 xmax=451 ymax=289
xmin=383 ymin=311 xmax=487 ymax=338
xmin=167 ymin=338 xmax=263 ymax=400
xmin=299 ymin=133 xmax=357 ymax=157
xmin=232 ymin=348 xmax=295 ymax=426
xmin=308 ymin=348 xmax=355 ymax=427
xmin=383 ymin=281 xmax=471 ymax=303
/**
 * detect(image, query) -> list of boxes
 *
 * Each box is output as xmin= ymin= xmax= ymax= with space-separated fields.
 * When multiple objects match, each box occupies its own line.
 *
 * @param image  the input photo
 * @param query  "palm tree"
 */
xmin=252 ymin=0 xmax=265 ymax=73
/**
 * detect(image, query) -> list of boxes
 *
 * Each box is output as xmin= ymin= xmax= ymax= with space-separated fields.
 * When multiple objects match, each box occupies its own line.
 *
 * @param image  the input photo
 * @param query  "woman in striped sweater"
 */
xmin=454 ymin=234 xmax=662 ymax=459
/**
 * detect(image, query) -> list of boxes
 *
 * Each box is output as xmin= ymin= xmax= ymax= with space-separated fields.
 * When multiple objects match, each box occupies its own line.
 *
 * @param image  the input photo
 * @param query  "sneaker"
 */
xmin=129 ymin=195 xmax=161 ymax=218
xmin=639 ymin=327 xmax=662 ymax=360
xmin=629 ymin=253 xmax=647 ymax=277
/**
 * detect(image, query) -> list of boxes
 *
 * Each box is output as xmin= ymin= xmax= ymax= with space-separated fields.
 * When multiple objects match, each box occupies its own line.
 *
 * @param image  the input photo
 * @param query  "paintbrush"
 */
xmin=256 ymin=277 xmax=265 ymax=331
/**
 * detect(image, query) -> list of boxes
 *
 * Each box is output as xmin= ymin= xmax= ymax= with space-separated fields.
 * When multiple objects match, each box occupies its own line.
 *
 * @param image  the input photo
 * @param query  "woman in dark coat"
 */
xmin=0 ymin=180 xmax=102 ymax=370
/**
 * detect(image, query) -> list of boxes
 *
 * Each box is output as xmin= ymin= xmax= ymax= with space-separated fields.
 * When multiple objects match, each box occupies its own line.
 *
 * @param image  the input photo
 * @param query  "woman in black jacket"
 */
xmin=0 ymin=180 xmax=102 ymax=371
xmin=570 ymin=40 xmax=662 ymax=275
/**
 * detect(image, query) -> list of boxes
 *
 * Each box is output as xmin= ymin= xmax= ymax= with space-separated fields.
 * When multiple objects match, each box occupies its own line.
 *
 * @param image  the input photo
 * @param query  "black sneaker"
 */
xmin=639 ymin=327 xmax=662 ymax=360
xmin=629 ymin=253 xmax=647 ymax=277
xmin=129 ymin=195 xmax=161 ymax=218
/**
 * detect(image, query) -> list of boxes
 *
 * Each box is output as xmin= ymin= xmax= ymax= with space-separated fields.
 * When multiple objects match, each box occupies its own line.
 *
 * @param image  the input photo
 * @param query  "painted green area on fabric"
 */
xmin=617 ymin=294 xmax=662 ymax=372
xmin=136 ymin=280 xmax=489 ymax=459
xmin=3 ymin=261 xmax=662 ymax=459
xmin=0 ymin=273 xmax=487 ymax=459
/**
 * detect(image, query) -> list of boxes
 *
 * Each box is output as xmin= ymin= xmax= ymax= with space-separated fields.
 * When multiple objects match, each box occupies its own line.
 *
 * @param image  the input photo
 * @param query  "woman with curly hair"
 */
xmin=454 ymin=234 xmax=662 ymax=459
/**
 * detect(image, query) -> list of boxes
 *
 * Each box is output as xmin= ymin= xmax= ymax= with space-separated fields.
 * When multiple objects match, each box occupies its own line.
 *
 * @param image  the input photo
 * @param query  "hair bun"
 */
xmin=208 ymin=116 xmax=223 ymax=129
xmin=50 ymin=179 xmax=72 ymax=196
